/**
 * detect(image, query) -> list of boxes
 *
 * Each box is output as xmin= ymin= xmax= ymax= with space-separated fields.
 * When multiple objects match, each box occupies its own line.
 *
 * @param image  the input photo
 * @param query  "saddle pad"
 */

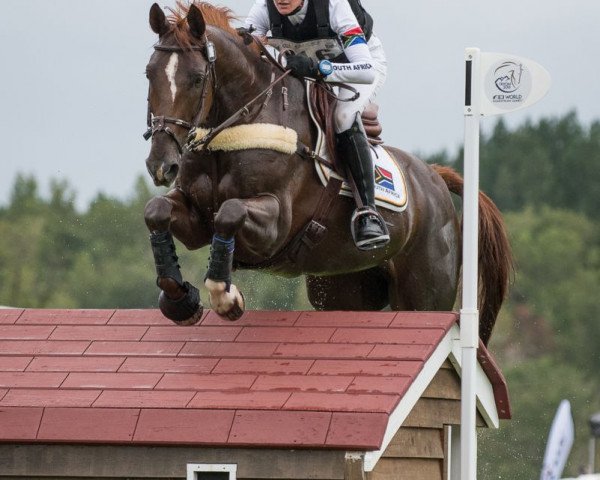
xmin=306 ymin=82 xmax=408 ymax=213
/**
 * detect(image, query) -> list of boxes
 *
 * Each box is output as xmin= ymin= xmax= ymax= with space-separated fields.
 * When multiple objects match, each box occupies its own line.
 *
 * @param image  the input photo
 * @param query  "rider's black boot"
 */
xmin=337 ymin=118 xmax=390 ymax=250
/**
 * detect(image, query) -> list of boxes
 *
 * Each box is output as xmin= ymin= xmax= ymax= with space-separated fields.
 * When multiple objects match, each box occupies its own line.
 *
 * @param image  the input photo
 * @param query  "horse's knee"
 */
xmin=214 ymin=199 xmax=248 ymax=238
xmin=144 ymin=196 xmax=173 ymax=232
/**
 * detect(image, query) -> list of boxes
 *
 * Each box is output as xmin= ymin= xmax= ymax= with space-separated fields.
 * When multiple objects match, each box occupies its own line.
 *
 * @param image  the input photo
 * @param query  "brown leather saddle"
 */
xmin=361 ymin=103 xmax=384 ymax=145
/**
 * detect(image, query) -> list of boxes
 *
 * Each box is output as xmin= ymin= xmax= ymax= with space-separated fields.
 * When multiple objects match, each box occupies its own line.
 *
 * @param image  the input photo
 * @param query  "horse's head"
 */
xmin=144 ymin=3 xmax=214 ymax=186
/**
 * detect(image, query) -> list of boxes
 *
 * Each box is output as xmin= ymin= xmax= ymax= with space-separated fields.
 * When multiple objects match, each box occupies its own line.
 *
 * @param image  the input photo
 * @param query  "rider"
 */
xmin=245 ymin=0 xmax=390 ymax=251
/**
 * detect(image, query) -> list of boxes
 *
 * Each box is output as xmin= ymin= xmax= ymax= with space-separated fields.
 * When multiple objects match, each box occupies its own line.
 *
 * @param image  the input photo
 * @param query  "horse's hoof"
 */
xmin=158 ymin=282 xmax=203 ymax=326
xmin=224 ymin=289 xmax=245 ymax=322
xmin=206 ymin=280 xmax=245 ymax=322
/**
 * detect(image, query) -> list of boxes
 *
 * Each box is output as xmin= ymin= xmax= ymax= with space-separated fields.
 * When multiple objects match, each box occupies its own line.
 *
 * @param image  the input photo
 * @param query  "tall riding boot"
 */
xmin=336 ymin=117 xmax=390 ymax=250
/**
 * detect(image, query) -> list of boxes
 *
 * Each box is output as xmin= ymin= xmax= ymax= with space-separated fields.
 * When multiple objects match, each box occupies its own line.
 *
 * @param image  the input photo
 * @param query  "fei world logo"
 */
xmin=494 ymin=61 xmax=524 ymax=93
xmin=484 ymin=58 xmax=533 ymax=110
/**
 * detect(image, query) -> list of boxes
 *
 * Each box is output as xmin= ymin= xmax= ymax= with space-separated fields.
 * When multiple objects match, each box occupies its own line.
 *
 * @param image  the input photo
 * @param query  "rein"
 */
xmin=186 ymin=34 xmax=293 ymax=151
xmin=187 ymin=69 xmax=292 ymax=151
xmin=144 ymin=32 xmax=360 ymax=157
xmin=248 ymin=33 xmax=361 ymax=104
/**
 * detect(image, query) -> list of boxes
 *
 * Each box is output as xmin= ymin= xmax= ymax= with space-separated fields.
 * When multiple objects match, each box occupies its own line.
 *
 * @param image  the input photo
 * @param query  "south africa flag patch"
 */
xmin=341 ymin=27 xmax=367 ymax=48
xmin=375 ymin=165 xmax=395 ymax=191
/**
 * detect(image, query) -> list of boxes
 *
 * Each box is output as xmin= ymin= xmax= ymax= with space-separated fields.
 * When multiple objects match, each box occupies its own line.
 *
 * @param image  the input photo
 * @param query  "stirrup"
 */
xmin=351 ymin=207 xmax=390 ymax=251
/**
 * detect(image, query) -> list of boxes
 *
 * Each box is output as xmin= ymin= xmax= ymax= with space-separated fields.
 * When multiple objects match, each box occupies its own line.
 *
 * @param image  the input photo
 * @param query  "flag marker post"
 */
xmin=461 ymin=47 xmax=551 ymax=479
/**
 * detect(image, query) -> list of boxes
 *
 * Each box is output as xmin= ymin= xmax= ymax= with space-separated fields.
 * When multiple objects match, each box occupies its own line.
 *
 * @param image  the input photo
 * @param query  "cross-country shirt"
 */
xmin=245 ymin=0 xmax=376 ymax=84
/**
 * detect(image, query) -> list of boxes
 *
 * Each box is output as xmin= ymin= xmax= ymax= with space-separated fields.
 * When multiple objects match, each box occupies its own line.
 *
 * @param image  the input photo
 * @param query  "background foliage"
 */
xmin=1 ymin=111 xmax=599 ymax=478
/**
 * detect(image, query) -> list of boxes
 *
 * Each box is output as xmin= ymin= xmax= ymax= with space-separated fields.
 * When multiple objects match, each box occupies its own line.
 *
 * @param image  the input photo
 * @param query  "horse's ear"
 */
xmin=150 ymin=3 xmax=170 ymax=36
xmin=187 ymin=4 xmax=206 ymax=39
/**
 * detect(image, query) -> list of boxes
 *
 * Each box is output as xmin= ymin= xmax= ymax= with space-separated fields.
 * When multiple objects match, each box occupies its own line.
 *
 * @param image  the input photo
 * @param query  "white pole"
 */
xmin=589 ymin=437 xmax=596 ymax=474
xmin=461 ymin=47 xmax=481 ymax=480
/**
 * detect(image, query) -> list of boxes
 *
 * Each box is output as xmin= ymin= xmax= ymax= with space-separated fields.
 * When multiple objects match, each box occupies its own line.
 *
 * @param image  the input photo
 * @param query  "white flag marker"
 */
xmin=480 ymin=52 xmax=552 ymax=116
xmin=540 ymin=400 xmax=574 ymax=480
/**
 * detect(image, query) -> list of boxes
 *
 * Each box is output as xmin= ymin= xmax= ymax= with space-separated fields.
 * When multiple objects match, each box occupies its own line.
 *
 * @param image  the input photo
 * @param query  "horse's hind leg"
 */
xmin=145 ymin=188 xmax=210 ymax=325
xmin=388 ymin=220 xmax=460 ymax=312
xmin=306 ymin=267 xmax=389 ymax=311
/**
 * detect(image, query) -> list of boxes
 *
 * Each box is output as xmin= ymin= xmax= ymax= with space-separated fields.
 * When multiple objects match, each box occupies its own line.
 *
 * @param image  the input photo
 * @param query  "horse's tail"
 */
xmin=432 ymin=164 xmax=513 ymax=345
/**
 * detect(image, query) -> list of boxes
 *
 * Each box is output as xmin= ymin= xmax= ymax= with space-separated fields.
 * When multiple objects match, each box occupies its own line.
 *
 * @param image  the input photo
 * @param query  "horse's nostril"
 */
xmin=164 ymin=163 xmax=179 ymax=178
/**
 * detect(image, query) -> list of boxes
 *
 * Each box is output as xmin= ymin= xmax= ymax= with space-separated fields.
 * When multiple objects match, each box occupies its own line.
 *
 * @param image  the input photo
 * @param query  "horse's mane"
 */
xmin=166 ymin=1 xmax=239 ymax=49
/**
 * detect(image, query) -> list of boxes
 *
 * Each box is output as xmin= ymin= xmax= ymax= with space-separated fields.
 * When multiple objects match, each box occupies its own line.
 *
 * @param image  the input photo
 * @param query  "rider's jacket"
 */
xmin=245 ymin=0 xmax=378 ymax=85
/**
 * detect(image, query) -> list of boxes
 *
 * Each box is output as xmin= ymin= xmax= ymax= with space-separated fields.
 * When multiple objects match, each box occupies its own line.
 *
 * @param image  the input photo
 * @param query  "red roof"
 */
xmin=0 ymin=309 xmax=509 ymax=449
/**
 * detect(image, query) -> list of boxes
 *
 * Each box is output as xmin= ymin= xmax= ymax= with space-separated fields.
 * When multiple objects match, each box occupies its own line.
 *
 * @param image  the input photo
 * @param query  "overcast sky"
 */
xmin=1 ymin=0 xmax=599 ymax=209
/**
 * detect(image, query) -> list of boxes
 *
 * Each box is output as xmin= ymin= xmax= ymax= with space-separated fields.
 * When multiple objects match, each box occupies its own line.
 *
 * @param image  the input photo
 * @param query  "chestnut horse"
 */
xmin=143 ymin=2 xmax=511 ymax=344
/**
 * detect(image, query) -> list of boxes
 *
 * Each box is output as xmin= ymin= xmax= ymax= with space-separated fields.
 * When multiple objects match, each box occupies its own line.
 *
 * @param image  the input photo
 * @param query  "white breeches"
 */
xmin=334 ymin=35 xmax=388 ymax=133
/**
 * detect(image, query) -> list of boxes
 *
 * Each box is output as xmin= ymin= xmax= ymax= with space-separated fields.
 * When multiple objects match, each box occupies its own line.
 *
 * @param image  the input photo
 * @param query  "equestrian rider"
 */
xmin=245 ymin=0 xmax=390 ymax=251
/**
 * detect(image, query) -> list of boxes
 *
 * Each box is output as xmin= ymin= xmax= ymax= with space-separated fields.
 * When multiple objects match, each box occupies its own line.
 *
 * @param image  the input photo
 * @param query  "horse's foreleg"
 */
xmin=145 ymin=189 xmax=209 ymax=326
xmin=206 ymin=195 xmax=281 ymax=321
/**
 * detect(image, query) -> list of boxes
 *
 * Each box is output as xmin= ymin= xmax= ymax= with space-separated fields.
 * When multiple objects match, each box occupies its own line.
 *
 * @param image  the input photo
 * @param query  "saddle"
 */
xmin=361 ymin=103 xmax=384 ymax=145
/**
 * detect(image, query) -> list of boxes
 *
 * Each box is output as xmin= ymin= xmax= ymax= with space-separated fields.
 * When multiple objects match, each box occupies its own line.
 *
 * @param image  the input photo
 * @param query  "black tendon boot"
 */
xmin=150 ymin=231 xmax=202 ymax=325
xmin=336 ymin=118 xmax=390 ymax=250
xmin=206 ymin=235 xmax=235 ymax=290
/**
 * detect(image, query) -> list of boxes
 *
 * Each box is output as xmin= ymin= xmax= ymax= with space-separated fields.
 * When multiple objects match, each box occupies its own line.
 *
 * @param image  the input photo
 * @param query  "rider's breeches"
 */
xmin=334 ymin=35 xmax=388 ymax=133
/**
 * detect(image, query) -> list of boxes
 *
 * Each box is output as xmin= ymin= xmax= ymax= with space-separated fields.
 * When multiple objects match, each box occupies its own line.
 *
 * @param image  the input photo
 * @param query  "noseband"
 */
xmin=143 ymin=40 xmax=217 ymax=154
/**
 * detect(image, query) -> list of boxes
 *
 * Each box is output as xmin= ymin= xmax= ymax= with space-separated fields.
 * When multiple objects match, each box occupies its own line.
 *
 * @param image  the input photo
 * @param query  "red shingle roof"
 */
xmin=0 ymin=309 xmax=509 ymax=449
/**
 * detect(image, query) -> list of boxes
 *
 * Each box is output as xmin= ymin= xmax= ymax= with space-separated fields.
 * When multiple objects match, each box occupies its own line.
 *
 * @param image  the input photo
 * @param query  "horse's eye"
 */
xmin=194 ymin=75 xmax=205 ymax=87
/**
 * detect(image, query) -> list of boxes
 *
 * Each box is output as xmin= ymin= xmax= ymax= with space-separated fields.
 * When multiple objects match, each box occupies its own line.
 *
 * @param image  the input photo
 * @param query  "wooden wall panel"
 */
xmin=422 ymin=368 xmax=461 ymax=400
xmin=403 ymin=398 xmax=460 ymax=428
xmin=367 ymin=458 xmax=443 ymax=480
xmin=383 ymin=427 xmax=444 ymax=459
xmin=402 ymin=398 xmax=485 ymax=428
xmin=0 ymin=445 xmax=345 ymax=479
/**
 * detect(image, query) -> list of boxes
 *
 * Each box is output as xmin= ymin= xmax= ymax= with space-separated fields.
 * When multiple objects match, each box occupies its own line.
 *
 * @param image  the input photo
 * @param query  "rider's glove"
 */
xmin=286 ymin=54 xmax=320 ymax=79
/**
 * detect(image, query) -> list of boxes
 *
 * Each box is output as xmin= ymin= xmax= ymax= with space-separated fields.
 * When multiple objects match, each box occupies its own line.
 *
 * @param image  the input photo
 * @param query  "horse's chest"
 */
xmin=182 ymin=173 xmax=213 ymax=207
xmin=181 ymin=153 xmax=292 ymax=208
xmin=182 ymin=170 xmax=269 ymax=209
xmin=218 ymin=171 xmax=272 ymax=198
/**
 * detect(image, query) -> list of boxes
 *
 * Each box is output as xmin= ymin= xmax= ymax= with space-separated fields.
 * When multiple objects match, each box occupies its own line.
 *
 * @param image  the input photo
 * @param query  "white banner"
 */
xmin=480 ymin=52 xmax=551 ymax=117
xmin=540 ymin=400 xmax=575 ymax=480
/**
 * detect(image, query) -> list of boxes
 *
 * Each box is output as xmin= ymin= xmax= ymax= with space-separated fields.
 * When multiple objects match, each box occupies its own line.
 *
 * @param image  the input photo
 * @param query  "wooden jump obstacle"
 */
xmin=0 ymin=309 xmax=510 ymax=479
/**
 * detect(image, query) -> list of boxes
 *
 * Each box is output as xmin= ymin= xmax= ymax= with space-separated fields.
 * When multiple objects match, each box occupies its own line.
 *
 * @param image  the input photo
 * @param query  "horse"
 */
xmin=142 ymin=2 xmax=512 ymax=345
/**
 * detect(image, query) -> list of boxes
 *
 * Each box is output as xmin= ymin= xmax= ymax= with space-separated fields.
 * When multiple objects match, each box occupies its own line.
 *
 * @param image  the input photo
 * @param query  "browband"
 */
xmin=153 ymin=44 xmax=205 ymax=52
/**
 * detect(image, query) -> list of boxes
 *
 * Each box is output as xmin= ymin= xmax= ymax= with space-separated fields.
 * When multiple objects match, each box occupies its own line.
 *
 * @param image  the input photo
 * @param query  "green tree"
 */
xmin=439 ymin=111 xmax=600 ymax=221
xmin=496 ymin=208 xmax=600 ymax=371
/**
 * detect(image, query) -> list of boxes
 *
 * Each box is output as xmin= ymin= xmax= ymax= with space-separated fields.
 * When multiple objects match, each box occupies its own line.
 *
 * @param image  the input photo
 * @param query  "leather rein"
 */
xmin=143 ymin=33 xmax=359 ymax=157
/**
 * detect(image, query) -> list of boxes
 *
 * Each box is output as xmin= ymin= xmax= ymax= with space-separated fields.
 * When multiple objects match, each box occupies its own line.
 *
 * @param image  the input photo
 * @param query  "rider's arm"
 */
xmin=245 ymin=0 xmax=270 ymax=36
xmin=322 ymin=0 xmax=375 ymax=85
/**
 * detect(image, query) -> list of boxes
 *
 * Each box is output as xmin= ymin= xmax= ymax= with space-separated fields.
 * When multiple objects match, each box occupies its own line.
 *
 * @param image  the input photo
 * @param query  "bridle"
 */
xmin=143 ymin=34 xmax=295 ymax=155
xmin=143 ymin=39 xmax=218 ymax=154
